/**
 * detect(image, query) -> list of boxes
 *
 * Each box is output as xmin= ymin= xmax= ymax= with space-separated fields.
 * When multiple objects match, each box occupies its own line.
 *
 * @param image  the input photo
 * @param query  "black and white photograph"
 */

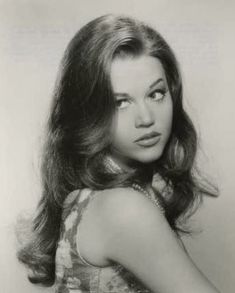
xmin=1 ymin=1 xmax=235 ymax=292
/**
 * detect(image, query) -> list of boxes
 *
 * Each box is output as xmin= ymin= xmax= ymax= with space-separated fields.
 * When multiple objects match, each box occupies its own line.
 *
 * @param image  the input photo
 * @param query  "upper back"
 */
xmin=54 ymin=187 xmax=153 ymax=293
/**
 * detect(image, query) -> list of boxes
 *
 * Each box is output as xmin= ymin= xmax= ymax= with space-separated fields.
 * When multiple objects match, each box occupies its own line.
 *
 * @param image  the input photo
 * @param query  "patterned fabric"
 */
xmin=54 ymin=188 xmax=153 ymax=293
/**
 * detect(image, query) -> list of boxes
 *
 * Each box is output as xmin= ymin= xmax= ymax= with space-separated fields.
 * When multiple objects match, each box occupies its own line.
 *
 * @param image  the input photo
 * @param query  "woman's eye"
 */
xmin=115 ymin=99 xmax=130 ymax=109
xmin=149 ymin=90 xmax=166 ymax=102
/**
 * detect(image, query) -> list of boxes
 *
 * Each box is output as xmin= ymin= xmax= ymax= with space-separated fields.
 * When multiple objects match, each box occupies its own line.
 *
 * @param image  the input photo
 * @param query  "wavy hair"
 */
xmin=17 ymin=14 xmax=218 ymax=286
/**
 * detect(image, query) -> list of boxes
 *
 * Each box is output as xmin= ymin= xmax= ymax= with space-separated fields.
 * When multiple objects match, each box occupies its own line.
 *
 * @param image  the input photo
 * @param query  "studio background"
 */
xmin=0 ymin=0 xmax=234 ymax=292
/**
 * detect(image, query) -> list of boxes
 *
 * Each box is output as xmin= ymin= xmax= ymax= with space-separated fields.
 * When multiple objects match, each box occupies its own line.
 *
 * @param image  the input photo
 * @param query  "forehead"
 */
xmin=110 ymin=55 xmax=166 ymax=93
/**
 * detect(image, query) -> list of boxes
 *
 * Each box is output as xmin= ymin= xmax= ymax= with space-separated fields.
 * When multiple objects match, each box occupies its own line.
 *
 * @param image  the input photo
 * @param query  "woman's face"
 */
xmin=110 ymin=55 xmax=173 ymax=168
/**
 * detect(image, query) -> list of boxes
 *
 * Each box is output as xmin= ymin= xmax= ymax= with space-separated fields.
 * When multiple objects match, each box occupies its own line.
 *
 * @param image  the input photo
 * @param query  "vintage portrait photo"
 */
xmin=1 ymin=1 xmax=234 ymax=292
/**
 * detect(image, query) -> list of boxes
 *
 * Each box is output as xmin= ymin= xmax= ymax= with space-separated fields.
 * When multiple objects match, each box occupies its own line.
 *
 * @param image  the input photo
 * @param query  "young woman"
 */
xmin=17 ymin=14 xmax=220 ymax=293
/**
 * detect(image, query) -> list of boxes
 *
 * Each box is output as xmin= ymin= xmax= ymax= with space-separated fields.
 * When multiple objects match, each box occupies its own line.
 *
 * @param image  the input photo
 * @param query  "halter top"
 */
xmin=54 ymin=188 xmax=155 ymax=293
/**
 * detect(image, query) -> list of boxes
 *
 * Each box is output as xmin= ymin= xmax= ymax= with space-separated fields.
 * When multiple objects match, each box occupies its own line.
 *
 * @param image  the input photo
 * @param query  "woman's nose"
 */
xmin=135 ymin=102 xmax=154 ymax=128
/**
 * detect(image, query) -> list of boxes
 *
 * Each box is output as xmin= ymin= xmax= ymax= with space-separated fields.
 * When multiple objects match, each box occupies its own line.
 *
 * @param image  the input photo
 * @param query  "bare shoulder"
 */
xmin=77 ymin=187 xmax=165 ymax=266
xmin=89 ymin=187 xmax=170 ymax=255
xmin=91 ymin=187 xmax=165 ymax=232
xmin=95 ymin=187 xmax=163 ymax=217
xmin=78 ymin=188 xmax=220 ymax=292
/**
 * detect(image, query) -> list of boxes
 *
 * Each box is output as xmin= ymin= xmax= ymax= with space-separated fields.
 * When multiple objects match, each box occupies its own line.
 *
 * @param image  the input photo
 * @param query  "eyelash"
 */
xmin=148 ymin=89 xmax=167 ymax=102
xmin=115 ymin=99 xmax=130 ymax=109
xmin=115 ymin=89 xmax=167 ymax=109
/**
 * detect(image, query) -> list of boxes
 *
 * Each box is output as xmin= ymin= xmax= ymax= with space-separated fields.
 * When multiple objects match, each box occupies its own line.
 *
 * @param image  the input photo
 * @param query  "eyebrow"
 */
xmin=149 ymin=78 xmax=164 ymax=89
xmin=114 ymin=78 xmax=164 ymax=98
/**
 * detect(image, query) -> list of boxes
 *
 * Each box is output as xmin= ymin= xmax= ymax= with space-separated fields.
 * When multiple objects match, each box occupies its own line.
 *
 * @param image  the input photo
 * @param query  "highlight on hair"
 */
xmin=17 ymin=14 xmax=218 ymax=286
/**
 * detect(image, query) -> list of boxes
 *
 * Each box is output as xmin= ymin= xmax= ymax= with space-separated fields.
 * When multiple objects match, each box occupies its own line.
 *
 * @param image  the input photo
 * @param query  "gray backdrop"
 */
xmin=1 ymin=0 xmax=234 ymax=292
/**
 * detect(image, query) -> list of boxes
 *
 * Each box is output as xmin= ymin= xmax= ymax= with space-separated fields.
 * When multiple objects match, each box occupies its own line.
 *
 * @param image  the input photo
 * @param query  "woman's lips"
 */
xmin=134 ymin=132 xmax=161 ymax=147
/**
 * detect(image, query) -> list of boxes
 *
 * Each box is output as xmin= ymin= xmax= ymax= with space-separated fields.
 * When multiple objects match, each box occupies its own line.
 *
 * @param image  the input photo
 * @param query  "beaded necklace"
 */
xmin=104 ymin=156 xmax=165 ymax=213
xmin=132 ymin=183 xmax=164 ymax=213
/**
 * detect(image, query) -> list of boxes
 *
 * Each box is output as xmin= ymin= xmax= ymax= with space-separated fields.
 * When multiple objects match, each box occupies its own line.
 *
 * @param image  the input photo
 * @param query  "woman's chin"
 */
xmin=132 ymin=150 xmax=163 ymax=165
xmin=110 ymin=147 xmax=164 ymax=170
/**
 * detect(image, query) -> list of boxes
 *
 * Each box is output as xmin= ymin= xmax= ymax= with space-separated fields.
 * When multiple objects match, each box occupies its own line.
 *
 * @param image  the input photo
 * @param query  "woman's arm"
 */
xmin=78 ymin=188 xmax=220 ymax=293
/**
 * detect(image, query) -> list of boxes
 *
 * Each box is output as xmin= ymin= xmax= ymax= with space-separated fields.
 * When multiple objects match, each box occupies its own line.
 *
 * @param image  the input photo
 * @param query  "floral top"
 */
xmin=54 ymin=188 xmax=153 ymax=293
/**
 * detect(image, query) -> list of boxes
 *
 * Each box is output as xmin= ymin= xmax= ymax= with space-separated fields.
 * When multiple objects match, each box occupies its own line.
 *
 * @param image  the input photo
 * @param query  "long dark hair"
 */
xmin=17 ymin=14 xmax=218 ymax=286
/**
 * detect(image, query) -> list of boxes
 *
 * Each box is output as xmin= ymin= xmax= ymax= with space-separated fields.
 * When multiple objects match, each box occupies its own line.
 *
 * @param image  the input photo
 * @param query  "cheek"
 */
xmin=165 ymin=109 xmax=173 ymax=133
xmin=159 ymin=108 xmax=173 ymax=145
xmin=155 ymin=100 xmax=173 ymax=132
xmin=112 ymin=114 xmax=133 ymax=147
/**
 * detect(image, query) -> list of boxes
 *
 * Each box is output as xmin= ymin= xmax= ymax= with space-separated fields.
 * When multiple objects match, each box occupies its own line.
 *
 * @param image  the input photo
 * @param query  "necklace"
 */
xmin=132 ymin=183 xmax=164 ymax=213
xmin=104 ymin=156 xmax=165 ymax=213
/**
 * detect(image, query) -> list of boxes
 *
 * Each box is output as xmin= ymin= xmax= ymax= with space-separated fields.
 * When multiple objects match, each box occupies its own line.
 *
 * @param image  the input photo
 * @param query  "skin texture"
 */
xmin=78 ymin=189 xmax=220 ymax=293
xmin=110 ymin=55 xmax=173 ymax=168
xmin=77 ymin=56 xmax=220 ymax=292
